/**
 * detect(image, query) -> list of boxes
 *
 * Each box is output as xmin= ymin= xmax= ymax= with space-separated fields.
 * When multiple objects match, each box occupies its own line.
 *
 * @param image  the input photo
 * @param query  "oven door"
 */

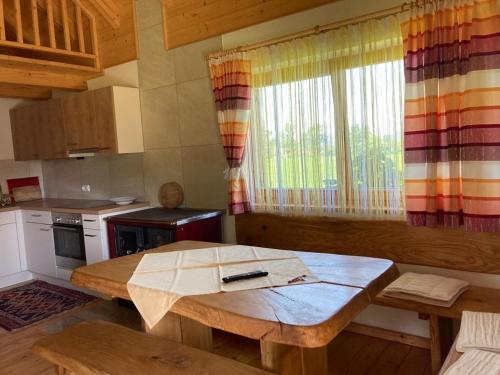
xmin=53 ymin=224 xmax=86 ymax=269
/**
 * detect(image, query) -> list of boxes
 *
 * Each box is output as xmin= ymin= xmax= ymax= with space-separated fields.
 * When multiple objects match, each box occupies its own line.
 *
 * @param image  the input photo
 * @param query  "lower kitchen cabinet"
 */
xmin=0 ymin=222 xmax=21 ymax=277
xmin=24 ymin=222 xmax=57 ymax=278
xmin=83 ymin=229 xmax=105 ymax=265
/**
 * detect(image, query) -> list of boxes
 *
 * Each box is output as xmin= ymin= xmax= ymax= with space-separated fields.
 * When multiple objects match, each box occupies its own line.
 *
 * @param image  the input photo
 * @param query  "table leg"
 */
xmin=260 ymin=340 xmax=328 ymax=375
xmin=142 ymin=312 xmax=213 ymax=351
xmin=179 ymin=315 xmax=213 ymax=351
xmin=429 ymin=314 xmax=454 ymax=375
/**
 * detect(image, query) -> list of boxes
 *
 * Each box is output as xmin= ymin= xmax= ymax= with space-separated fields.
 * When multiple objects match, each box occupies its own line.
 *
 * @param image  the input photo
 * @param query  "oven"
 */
xmin=52 ymin=212 xmax=86 ymax=270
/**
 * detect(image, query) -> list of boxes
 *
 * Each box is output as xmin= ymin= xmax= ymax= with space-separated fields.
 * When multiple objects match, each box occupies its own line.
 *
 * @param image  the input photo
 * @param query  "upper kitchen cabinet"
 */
xmin=61 ymin=90 xmax=99 ymax=152
xmin=10 ymin=99 xmax=67 ymax=161
xmin=9 ymin=86 xmax=144 ymax=161
xmin=10 ymin=103 xmax=40 ymax=161
xmin=63 ymin=86 xmax=144 ymax=154
xmin=94 ymin=86 xmax=144 ymax=154
xmin=37 ymin=99 xmax=67 ymax=160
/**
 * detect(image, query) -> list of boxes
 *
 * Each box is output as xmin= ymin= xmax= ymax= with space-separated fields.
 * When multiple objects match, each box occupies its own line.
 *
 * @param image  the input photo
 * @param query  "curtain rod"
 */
xmin=207 ymin=1 xmax=419 ymax=60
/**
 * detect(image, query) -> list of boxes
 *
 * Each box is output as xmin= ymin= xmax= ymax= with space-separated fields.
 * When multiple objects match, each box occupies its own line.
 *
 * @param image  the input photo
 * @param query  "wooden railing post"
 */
xmin=46 ymin=0 xmax=56 ymax=48
xmin=0 ymin=0 xmax=5 ymax=40
xmin=90 ymin=16 xmax=99 ymax=69
xmin=31 ymin=0 xmax=40 ymax=46
xmin=75 ymin=0 xmax=85 ymax=53
xmin=14 ymin=0 xmax=22 ymax=43
xmin=60 ymin=0 xmax=71 ymax=50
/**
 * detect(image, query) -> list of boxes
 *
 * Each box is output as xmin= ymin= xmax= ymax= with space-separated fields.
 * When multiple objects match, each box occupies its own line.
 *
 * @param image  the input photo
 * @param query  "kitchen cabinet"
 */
xmin=0 ymin=221 xmax=21 ymax=277
xmin=83 ymin=229 xmax=105 ymax=265
xmin=37 ymin=99 xmax=67 ymax=159
xmin=10 ymin=103 xmax=40 ymax=161
xmin=9 ymin=86 xmax=144 ymax=160
xmin=61 ymin=90 xmax=99 ymax=151
xmin=24 ymin=221 xmax=57 ymax=278
xmin=10 ymin=100 xmax=67 ymax=161
xmin=93 ymin=87 xmax=117 ymax=151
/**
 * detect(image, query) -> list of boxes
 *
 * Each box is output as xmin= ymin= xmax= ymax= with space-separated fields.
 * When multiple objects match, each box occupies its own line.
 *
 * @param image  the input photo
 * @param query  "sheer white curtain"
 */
xmin=244 ymin=16 xmax=405 ymax=218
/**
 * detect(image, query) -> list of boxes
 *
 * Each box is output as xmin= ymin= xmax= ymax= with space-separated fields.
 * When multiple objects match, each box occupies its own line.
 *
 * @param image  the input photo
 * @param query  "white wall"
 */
xmin=87 ymin=60 xmax=140 ymax=90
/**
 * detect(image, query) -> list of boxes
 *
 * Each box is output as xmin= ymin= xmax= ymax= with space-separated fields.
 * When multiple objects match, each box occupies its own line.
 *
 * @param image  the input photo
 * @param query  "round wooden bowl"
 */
xmin=158 ymin=182 xmax=184 ymax=208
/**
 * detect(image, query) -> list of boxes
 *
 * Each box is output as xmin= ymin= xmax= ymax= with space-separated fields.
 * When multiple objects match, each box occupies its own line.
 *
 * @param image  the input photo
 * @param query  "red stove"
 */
xmin=106 ymin=208 xmax=224 ymax=258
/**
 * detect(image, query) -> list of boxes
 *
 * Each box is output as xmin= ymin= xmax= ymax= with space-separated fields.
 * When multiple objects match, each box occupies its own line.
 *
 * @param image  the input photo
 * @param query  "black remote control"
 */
xmin=222 ymin=270 xmax=269 ymax=283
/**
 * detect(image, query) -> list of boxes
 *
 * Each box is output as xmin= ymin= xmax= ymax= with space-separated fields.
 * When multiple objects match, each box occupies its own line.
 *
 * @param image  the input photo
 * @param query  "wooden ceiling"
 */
xmin=81 ymin=0 xmax=137 ymax=69
xmin=0 ymin=0 xmax=338 ymax=98
xmin=162 ymin=0 xmax=339 ymax=49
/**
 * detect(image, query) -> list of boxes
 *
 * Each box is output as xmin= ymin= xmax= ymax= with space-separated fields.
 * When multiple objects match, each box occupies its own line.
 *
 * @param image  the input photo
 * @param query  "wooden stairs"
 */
xmin=0 ymin=0 xmax=107 ymax=99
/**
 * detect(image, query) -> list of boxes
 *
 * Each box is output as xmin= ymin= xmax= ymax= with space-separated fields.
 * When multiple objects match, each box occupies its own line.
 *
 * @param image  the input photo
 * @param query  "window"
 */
xmin=244 ymin=17 xmax=405 ymax=218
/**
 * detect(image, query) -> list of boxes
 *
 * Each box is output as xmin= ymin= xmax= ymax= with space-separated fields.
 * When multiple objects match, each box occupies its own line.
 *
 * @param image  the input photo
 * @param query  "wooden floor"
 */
xmin=0 ymin=299 xmax=431 ymax=375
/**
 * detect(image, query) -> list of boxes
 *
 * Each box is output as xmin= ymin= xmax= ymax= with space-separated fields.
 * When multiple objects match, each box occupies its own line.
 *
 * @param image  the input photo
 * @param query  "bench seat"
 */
xmin=375 ymin=285 xmax=500 ymax=319
xmin=374 ymin=285 xmax=500 ymax=375
xmin=32 ymin=320 xmax=271 ymax=375
xmin=438 ymin=339 xmax=461 ymax=375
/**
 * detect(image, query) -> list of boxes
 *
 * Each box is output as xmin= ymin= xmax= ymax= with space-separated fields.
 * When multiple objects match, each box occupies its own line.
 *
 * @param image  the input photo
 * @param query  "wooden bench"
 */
xmin=32 ymin=320 xmax=271 ymax=375
xmin=375 ymin=285 xmax=500 ymax=375
xmin=438 ymin=339 xmax=461 ymax=375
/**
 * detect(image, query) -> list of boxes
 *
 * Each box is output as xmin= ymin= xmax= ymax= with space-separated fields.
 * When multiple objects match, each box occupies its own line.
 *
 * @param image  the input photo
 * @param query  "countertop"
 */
xmin=107 ymin=207 xmax=225 ymax=226
xmin=0 ymin=199 xmax=149 ymax=215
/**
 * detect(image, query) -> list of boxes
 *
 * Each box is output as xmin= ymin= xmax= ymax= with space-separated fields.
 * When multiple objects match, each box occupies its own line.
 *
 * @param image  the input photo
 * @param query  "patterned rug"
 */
xmin=0 ymin=280 xmax=97 ymax=331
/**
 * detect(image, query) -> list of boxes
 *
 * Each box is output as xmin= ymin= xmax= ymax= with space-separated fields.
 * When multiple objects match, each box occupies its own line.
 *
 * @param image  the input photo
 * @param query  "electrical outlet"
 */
xmin=81 ymin=184 xmax=91 ymax=192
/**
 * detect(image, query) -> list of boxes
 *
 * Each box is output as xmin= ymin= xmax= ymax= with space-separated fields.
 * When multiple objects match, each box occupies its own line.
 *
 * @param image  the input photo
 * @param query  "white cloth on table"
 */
xmin=382 ymin=272 xmax=469 ymax=307
xmin=127 ymin=245 xmax=318 ymax=329
xmin=456 ymin=311 xmax=500 ymax=353
xmin=443 ymin=349 xmax=500 ymax=375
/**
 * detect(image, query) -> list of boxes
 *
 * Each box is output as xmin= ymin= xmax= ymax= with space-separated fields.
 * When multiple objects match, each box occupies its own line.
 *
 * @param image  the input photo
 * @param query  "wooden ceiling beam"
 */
xmin=0 ymin=55 xmax=95 ymax=90
xmin=0 ymin=83 xmax=52 ymax=99
xmin=162 ymin=0 xmax=340 ymax=50
xmin=89 ymin=0 xmax=120 ymax=29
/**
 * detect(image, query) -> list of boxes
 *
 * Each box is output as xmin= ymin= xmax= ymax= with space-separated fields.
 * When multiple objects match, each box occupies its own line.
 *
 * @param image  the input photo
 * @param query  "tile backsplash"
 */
xmin=42 ymin=153 xmax=146 ymax=200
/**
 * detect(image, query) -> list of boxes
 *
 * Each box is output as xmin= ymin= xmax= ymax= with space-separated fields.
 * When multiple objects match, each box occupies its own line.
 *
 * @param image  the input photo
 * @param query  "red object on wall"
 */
xmin=6 ymin=177 xmax=40 ymax=202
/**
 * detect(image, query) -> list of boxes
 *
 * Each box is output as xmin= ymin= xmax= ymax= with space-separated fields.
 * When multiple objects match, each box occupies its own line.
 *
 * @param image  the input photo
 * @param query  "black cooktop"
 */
xmin=106 ymin=207 xmax=224 ymax=226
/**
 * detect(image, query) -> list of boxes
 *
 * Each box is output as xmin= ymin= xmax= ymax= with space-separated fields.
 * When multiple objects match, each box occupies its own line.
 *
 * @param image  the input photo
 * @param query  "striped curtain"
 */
xmin=208 ymin=52 xmax=252 ymax=215
xmin=402 ymin=0 xmax=500 ymax=231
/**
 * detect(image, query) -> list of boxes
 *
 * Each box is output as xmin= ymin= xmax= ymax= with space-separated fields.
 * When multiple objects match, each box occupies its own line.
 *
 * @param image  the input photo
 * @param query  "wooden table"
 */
xmin=71 ymin=241 xmax=398 ymax=375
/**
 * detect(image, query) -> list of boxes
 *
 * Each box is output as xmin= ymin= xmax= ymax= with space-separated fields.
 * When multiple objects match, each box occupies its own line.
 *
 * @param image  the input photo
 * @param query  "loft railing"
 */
xmin=0 ymin=0 xmax=99 ymax=70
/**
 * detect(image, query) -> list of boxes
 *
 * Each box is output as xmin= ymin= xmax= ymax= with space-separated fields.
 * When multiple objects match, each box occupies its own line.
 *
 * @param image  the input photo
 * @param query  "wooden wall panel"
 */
xmin=82 ymin=0 xmax=137 ymax=68
xmin=162 ymin=0 xmax=339 ymax=49
xmin=236 ymin=213 xmax=500 ymax=274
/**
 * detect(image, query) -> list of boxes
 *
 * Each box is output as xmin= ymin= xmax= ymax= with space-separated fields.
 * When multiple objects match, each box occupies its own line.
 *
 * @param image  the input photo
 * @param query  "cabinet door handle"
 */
xmin=31 ymin=214 xmax=42 ymax=218
xmin=40 ymin=228 xmax=51 ymax=232
xmin=84 ymin=234 xmax=97 ymax=238
xmin=84 ymin=219 xmax=97 ymax=222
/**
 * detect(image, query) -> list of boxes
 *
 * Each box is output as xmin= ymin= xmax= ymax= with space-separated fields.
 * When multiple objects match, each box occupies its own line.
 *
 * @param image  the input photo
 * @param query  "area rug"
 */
xmin=0 ymin=280 xmax=97 ymax=331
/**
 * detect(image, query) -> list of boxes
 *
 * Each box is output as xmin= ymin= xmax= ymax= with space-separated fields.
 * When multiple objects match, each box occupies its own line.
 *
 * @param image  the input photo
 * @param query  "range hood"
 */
xmin=68 ymin=148 xmax=99 ymax=158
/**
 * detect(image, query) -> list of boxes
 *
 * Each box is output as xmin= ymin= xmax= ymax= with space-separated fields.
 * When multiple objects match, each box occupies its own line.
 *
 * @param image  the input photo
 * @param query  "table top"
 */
xmin=71 ymin=241 xmax=398 ymax=348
